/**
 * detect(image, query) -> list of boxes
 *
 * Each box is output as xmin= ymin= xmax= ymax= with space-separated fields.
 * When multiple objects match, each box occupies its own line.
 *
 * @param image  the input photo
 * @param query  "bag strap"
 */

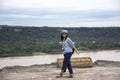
xmin=66 ymin=40 xmax=73 ymax=49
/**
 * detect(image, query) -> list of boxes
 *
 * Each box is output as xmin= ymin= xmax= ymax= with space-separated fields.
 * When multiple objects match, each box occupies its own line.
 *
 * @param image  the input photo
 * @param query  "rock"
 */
xmin=95 ymin=60 xmax=120 ymax=67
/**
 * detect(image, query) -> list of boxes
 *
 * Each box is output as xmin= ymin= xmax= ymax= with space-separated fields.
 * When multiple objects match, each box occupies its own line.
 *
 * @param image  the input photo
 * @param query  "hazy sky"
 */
xmin=0 ymin=0 xmax=120 ymax=27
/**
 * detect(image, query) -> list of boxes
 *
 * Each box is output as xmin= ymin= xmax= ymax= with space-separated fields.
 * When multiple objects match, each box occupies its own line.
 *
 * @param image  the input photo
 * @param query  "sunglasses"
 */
xmin=62 ymin=33 xmax=67 ymax=34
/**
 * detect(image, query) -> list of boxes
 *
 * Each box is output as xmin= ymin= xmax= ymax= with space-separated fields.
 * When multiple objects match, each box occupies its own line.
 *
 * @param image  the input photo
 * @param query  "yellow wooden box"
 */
xmin=57 ymin=57 xmax=94 ymax=68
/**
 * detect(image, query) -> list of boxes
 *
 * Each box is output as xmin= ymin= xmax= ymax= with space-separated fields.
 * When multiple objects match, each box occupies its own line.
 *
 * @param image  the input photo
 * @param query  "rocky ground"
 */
xmin=0 ymin=60 xmax=120 ymax=80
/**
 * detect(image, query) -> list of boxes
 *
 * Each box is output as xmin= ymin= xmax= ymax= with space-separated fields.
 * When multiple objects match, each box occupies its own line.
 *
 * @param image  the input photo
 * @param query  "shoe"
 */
xmin=56 ymin=73 xmax=63 ymax=78
xmin=67 ymin=74 xmax=73 ymax=78
xmin=69 ymin=74 xmax=73 ymax=78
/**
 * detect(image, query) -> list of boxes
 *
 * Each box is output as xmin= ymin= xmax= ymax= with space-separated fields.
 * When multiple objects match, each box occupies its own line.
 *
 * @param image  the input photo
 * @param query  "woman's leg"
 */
xmin=61 ymin=54 xmax=68 ymax=72
xmin=57 ymin=54 xmax=68 ymax=77
xmin=62 ymin=53 xmax=73 ymax=74
xmin=59 ymin=53 xmax=73 ymax=77
xmin=67 ymin=53 xmax=73 ymax=74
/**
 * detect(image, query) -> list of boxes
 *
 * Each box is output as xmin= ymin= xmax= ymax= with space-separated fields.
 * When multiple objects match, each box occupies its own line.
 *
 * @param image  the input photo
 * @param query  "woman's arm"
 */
xmin=66 ymin=38 xmax=80 ymax=54
xmin=72 ymin=45 xmax=79 ymax=55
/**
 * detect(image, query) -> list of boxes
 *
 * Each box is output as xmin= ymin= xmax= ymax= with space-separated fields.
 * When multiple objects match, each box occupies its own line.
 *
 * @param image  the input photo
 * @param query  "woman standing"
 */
xmin=57 ymin=29 xmax=79 ymax=78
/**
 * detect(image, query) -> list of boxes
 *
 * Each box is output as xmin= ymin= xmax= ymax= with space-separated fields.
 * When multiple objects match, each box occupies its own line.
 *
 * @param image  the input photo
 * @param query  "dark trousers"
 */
xmin=62 ymin=52 xmax=73 ymax=74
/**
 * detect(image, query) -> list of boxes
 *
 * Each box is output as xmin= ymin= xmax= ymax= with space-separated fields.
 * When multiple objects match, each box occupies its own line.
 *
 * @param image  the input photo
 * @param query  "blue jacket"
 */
xmin=62 ymin=37 xmax=74 ymax=54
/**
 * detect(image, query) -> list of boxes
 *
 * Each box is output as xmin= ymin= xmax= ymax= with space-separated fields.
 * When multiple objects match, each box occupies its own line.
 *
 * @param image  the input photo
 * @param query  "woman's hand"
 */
xmin=75 ymin=50 xmax=80 ymax=55
xmin=62 ymin=48 xmax=64 ymax=51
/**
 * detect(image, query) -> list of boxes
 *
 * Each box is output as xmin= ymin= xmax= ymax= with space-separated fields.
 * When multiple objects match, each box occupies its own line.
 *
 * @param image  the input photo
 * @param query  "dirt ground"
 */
xmin=0 ymin=60 xmax=120 ymax=80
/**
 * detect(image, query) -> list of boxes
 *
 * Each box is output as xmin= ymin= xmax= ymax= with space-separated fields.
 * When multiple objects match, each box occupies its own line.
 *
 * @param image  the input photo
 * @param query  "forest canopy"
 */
xmin=0 ymin=25 xmax=120 ymax=57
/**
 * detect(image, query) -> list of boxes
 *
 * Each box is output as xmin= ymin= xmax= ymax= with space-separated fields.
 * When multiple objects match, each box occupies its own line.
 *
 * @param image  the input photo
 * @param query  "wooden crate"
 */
xmin=57 ymin=57 xmax=94 ymax=68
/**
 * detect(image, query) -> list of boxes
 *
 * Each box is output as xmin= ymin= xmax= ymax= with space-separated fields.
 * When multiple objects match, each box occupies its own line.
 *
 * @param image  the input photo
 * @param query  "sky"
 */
xmin=0 ymin=0 xmax=120 ymax=27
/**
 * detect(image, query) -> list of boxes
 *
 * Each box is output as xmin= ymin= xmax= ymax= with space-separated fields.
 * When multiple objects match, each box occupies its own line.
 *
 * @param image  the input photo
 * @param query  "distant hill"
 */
xmin=0 ymin=25 xmax=120 ymax=57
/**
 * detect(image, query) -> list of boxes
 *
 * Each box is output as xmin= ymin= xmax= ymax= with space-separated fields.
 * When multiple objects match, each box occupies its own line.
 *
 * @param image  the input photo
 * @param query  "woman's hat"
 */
xmin=61 ymin=30 xmax=68 ymax=34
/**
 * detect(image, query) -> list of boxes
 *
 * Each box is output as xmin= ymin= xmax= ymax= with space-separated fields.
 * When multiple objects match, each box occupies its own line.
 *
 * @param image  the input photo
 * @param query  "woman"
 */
xmin=57 ymin=29 xmax=79 ymax=78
